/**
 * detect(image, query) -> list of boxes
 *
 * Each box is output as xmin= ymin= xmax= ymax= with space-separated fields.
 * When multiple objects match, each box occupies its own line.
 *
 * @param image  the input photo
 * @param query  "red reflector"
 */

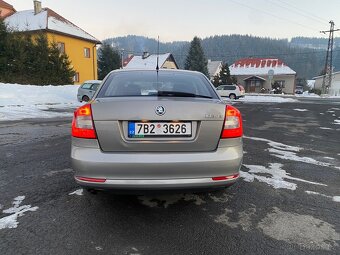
xmin=76 ymin=176 xmax=106 ymax=183
xmin=212 ymin=174 xmax=239 ymax=181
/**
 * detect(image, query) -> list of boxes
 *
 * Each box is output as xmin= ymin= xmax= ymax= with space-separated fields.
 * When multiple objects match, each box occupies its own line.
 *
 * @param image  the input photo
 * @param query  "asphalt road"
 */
xmin=0 ymin=99 xmax=340 ymax=255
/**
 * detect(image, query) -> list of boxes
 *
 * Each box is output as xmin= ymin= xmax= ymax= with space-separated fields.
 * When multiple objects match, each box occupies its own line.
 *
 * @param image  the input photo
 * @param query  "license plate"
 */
xmin=128 ymin=122 xmax=192 ymax=138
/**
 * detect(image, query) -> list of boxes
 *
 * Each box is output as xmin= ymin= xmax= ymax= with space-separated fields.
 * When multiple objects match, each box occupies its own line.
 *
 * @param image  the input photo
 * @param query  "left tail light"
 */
xmin=221 ymin=105 xmax=243 ymax=139
xmin=71 ymin=104 xmax=97 ymax=139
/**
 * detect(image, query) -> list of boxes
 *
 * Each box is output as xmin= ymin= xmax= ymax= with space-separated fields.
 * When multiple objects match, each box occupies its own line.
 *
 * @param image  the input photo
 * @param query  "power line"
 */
xmin=268 ymin=0 xmax=328 ymax=26
xmin=227 ymin=0 xmax=318 ymax=32
xmin=277 ymin=0 xmax=329 ymax=24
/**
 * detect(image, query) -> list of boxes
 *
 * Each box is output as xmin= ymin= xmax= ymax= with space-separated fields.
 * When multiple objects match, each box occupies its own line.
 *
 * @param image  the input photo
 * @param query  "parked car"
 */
xmin=77 ymin=80 xmax=101 ymax=102
xmin=295 ymin=86 xmax=303 ymax=94
xmin=216 ymin=84 xmax=245 ymax=99
xmin=71 ymin=69 xmax=243 ymax=192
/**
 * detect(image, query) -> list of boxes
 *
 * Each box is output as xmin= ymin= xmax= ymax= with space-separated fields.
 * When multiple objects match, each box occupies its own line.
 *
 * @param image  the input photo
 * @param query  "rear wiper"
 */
xmin=157 ymin=91 xmax=212 ymax=99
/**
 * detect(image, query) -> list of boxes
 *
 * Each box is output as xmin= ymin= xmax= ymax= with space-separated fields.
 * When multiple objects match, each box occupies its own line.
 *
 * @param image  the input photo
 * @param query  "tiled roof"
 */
xmin=5 ymin=8 xmax=100 ymax=43
xmin=230 ymin=58 xmax=296 ymax=75
xmin=0 ymin=0 xmax=15 ymax=11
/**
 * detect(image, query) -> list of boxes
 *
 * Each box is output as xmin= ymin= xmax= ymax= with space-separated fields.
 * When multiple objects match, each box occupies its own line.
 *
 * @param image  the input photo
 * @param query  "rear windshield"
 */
xmin=96 ymin=71 xmax=218 ymax=99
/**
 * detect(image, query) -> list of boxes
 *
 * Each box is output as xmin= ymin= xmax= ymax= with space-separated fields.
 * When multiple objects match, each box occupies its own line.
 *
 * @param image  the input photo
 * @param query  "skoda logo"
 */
xmin=155 ymin=106 xmax=165 ymax=116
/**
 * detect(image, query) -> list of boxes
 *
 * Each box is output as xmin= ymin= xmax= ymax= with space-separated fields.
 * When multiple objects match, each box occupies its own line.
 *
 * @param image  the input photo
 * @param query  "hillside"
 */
xmin=104 ymin=35 xmax=340 ymax=79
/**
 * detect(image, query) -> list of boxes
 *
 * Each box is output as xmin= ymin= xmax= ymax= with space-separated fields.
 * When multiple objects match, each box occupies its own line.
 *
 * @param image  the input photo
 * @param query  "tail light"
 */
xmin=71 ymin=104 xmax=97 ymax=139
xmin=237 ymin=84 xmax=245 ymax=91
xmin=221 ymin=105 xmax=243 ymax=138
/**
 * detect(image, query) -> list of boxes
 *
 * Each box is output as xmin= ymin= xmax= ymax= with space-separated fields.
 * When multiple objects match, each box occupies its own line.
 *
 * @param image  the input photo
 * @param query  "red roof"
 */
xmin=0 ymin=0 xmax=15 ymax=11
xmin=233 ymin=58 xmax=285 ymax=68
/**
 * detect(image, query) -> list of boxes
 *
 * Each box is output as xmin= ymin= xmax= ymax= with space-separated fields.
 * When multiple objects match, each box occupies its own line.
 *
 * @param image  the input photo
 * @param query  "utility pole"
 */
xmin=320 ymin=21 xmax=340 ymax=94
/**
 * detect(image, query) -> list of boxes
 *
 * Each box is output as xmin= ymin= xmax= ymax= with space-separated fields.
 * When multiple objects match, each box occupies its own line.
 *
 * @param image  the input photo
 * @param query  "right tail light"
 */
xmin=221 ymin=105 xmax=243 ymax=138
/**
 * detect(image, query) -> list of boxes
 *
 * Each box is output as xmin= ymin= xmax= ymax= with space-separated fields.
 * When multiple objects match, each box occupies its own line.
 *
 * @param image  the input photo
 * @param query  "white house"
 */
xmin=124 ymin=52 xmax=178 ymax=70
xmin=313 ymin=72 xmax=340 ymax=96
xmin=229 ymin=58 xmax=296 ymax=94
xmin=207 ymin=60 xmax=222 ymax=80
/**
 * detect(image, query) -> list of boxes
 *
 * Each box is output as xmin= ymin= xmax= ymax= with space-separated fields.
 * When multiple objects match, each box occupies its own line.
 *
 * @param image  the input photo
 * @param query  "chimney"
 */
xmin=142 ymin=51 xmax=150 ymax=59
xmin=33 ymin=0 xmax=42 ymax=15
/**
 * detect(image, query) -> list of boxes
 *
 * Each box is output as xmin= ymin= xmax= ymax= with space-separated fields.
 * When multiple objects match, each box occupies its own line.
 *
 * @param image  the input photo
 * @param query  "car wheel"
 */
xmin=82 ymin=95 xmax=90 ymax=102
xmin=229 ymin=94 xmax=236 ymax=100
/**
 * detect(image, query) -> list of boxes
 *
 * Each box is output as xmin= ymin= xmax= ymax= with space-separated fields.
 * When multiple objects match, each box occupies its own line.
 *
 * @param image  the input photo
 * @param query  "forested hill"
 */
xmin=104 ymin=35 xmax=340 ymax=79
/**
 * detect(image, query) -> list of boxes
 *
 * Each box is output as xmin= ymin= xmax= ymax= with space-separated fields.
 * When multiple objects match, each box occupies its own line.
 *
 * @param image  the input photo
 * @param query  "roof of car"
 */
xmin=83 ymin=80 xmax=101 ymax=83
xmin=109 ymin=69 xmax=204 ymax=75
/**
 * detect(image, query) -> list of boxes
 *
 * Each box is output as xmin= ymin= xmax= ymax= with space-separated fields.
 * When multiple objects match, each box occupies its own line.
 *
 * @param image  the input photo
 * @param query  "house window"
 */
xmin=73 ymin=72 xmax=80 ymax=83
xmin=57 ymin=42 xmax=65 ymax=54
xmin=84 ymin=48 xmax=90 ymax=58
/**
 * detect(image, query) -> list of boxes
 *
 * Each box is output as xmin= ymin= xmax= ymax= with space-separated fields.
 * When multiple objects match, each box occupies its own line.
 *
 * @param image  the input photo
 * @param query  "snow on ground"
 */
xmin=237 ymin=95 xmax=297 ymax=103
xmin=0 ymin=196 xmax=38 ymax=230
xmin=293 ymin=109 xmax=308 ymax=112
xmin=244 ymin=136 xmax=340 ymax=171
xmin=241 ymin=163 xmax=325 ymax=190
xmin=334 ymin=120 xmax=340 ymax=125
xmin=0 ymin=83 xmax=82 ymax=121
xmin=69 ymin=189 xmax=83 ymax=196
xmin=305 ymin=191 xmax=340 ymax=203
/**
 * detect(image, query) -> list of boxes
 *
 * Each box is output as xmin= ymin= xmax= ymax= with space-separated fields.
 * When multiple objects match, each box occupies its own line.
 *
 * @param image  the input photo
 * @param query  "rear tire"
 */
xmin=82 ymin=95 xmax=90 ymax=102
xmin=229 ymin=94 xmax=236 ymax=100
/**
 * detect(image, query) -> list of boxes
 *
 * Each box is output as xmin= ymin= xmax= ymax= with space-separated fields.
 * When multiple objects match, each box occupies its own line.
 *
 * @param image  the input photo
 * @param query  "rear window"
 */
xmin=81 ymin=83 xmax=92 ymax=89
xmin=97 ymin=71 xmax=218 ymax=99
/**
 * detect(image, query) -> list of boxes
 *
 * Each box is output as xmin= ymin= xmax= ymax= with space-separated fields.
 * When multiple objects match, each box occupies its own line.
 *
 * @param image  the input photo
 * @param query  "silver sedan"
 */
xmin=71 ymin=69 xmax=243 ymax=191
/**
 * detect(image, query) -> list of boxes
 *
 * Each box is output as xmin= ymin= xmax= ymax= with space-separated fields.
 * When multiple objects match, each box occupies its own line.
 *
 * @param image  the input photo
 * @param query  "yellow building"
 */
xmin=4 ymin=1 xmax=101 ymax=84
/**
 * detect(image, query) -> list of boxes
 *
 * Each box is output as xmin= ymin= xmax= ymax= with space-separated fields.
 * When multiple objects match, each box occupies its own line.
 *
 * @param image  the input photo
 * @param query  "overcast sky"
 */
xmin=7 ymin=0 xmax=340 ymax=42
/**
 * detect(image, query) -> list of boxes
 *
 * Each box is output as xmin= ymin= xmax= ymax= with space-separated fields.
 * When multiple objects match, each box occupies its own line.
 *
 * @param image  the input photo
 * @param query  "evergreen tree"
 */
xmin=184 ymin=37 xmax=209 ymax=77
xmin=212 ymin=63 xmax=234 ymax=87
xmin=0 ymin=18 xmax=8 ymax=80
xmin=98 ymin=43 xmax=121 ymax=80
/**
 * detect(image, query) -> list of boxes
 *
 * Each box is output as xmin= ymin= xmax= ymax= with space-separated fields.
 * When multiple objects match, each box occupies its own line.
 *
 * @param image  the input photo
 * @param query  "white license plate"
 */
xmin=128 ymin=122 xmax=192 ymax=138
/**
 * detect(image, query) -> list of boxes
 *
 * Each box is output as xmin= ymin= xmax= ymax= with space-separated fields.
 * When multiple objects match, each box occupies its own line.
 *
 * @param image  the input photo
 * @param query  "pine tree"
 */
xmin=212 ymin=63 xmax=234 ymax=87
xmin=184 ymin=37 xmax=209 ymax=77
xmin=0 ymin=18 xmax=8 ymax=80
xmin=98 ymin=43 xmax=121 ymax=80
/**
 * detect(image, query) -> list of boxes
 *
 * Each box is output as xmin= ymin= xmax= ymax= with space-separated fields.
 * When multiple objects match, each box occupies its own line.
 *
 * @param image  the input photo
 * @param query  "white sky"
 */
xmin=6 ymin=0 xmax=340 ymax=42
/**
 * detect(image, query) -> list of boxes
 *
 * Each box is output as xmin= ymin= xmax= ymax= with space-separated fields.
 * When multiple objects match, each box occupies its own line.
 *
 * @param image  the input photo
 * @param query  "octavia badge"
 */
xmin=155 ymin=106 xmax=165 ymax=116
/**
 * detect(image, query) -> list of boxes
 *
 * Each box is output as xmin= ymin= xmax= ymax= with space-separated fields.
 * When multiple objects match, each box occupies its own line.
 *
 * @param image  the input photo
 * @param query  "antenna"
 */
xmin=156 ymin=36 xmax=160 ymax=72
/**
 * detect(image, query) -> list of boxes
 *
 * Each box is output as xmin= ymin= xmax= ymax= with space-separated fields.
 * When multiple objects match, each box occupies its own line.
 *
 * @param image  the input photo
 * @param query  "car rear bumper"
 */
xmin=71 ymin=139 xmax=243 ymax=190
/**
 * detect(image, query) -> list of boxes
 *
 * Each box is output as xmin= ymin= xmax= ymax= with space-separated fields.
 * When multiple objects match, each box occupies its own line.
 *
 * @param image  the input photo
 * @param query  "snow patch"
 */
xmin=268 ymin=148 xmax=340 ymax=170
xmin=244 ymin=136 xmax=340 ymax=170
xmin=241 ymin=163 xmax=325 ymax=190
xmin=320 ymin=127 xmax=332 ymax=130
xmin=243 ymin=136 xmax=300 ymax=152
xmin=305 ymin=191 xmax=340 ymax=203
xmin=69 ymin=189 xmax=83 ymax=196
xmin=293 ymin=109 xmax=308 ymax=112
xmin=237 ymin=96 xmax=297 ymax=103
xmin=323 ymin=157 xmax=335 ymax=160
xmin=0 ymin=196 xmax=38 ymax=230
xmin=0 ymin=83 xmax=81 ymax=121
xmin=334 ymin=120 xmax=340 ymax=125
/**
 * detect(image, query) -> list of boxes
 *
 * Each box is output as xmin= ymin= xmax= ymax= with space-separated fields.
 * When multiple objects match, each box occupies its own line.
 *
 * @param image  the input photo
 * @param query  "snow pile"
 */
xmin=237 ymin=95 xmax=297 ymax=103
xmin=0 ymin=83 xmax=81 ymax=121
